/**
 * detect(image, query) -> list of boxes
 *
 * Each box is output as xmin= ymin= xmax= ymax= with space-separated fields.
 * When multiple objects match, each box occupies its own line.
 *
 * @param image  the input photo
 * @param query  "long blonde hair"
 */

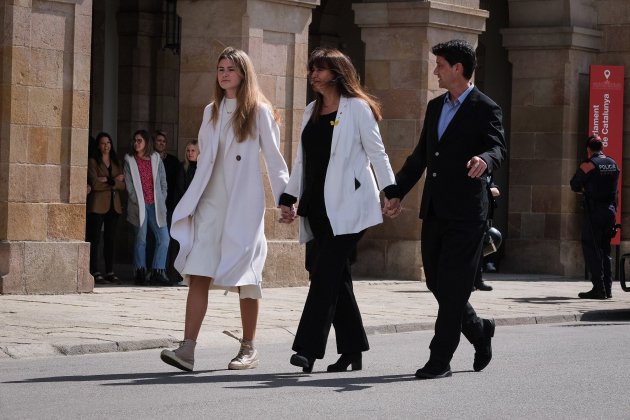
xmin=210 ymin=47 xmax=279 ymax=142
xmin=308 ymin=47 xmax=382 ymax=123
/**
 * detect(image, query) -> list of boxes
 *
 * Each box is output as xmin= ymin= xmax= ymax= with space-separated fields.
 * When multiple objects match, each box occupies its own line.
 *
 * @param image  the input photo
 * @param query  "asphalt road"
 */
xmin=1 ymin=321 xmax=629 ymax=419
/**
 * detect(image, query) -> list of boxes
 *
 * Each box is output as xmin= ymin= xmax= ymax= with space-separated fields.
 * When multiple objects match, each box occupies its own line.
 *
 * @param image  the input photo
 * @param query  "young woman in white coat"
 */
xmin=160 ymin=47 xmax=289 ymax=372
xmin=124 ymin=129 xmax=171 ymax=286
xmin=279 ymin=47 xmax=398 ymax=373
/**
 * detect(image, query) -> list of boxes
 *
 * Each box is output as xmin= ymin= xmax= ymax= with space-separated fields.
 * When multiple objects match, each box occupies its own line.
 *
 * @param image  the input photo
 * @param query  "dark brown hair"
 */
xmin=128 ymin=129 xmax=154 ymax=157
xmin=307 ymin=47 xmax=382 ymax=122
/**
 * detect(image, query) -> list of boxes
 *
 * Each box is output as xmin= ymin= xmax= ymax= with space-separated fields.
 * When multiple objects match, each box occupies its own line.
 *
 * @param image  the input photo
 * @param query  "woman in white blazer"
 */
xmin=279 ymin=48 xmax=398 ymax=373
xmin=123 ymin=129 xmax=171 ymax=286
xmin=160 ymin=47 xmax=289 ymax=372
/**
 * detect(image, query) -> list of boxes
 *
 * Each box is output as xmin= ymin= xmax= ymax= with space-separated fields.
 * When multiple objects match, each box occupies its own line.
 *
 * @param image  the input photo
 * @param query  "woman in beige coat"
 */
xmin=160 ymin=47 xmax=289 ymax=372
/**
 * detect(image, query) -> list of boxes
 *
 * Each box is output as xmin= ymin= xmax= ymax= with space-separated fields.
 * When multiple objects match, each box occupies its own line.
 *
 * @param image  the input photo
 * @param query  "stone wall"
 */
xmin=0 ymin=0 xmax=93 ymax=293
xmin=502 ymin=0 xmax=605 ymax=275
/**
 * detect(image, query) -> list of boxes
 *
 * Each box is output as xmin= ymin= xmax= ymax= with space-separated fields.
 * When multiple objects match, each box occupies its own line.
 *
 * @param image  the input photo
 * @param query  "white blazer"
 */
xmin=170 ymin=101 xmax=289 ymax=287
xmin=284 ymin=96 xmax=396 ymax=243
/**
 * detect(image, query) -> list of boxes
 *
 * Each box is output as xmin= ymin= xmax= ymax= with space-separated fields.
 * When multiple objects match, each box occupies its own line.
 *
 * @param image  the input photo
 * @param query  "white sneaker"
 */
xmin=228 ymin=341 xmax=259 ymax=370
xmin=160 ymin=339 xmax=195 ymax=372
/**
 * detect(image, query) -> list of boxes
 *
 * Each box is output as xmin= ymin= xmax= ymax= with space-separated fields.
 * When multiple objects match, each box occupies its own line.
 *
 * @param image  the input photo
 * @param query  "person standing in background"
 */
xmin=473 ymin=176 xmax=500 ymax=292
xmin=182 ymin=140 xmax=200 ymax=192
xmin=570 ymin=135 xmax=619 ymax=300
xmin=124 ymin=129 xmax=171 ymax=286
xmin=153 ymin=130 xmax=184 ymax=283
xmin=86 ymin=132 xmax=125 ymax=284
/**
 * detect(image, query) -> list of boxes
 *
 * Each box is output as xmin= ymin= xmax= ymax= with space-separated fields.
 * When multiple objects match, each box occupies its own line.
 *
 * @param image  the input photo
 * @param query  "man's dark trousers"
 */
xmin=421 ymin=209 xmax=487 ymax=365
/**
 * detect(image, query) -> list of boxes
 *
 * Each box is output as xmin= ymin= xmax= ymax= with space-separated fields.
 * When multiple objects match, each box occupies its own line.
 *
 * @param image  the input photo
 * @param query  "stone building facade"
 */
xmin=1 ymin=0 xmax=628 ymax=294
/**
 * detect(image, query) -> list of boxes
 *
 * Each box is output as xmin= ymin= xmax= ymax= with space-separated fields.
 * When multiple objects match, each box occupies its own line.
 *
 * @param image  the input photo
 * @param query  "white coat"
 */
xmin=284 ymin=96 xmax=397 ymax=243
xmin=170 ymin=101 xmax=289 ymax=287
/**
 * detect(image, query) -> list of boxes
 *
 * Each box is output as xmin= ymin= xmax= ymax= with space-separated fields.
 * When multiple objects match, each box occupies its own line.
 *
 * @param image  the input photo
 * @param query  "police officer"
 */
xmin=570 ymin=135 xmax=620 ymax=299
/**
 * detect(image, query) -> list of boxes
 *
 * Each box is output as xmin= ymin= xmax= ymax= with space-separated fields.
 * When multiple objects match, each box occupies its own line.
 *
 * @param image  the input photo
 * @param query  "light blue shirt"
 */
xmin=437 ymin=84 xmax=474 ymax=140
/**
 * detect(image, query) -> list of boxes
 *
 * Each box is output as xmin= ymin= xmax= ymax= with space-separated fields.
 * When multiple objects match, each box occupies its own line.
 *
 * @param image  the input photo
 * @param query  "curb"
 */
xmin=0 ymin=338 xmax=177 ymax=360
xmin=2 ymin=309 xmax=628 ymax=360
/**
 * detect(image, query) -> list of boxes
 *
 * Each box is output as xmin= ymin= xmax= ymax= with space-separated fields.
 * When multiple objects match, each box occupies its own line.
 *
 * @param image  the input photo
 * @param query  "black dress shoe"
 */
xmin=606 ymin=290 xmax=612 ymax=299
xmin=415 ymin=360 xmax=452 ymax=379
xmin=327 ymin=353 xmax=362 ymax=372
xmin=578 ymin=288 xmax=607 ymax=300
xmin=290 ymin=353 xmax=315 ymax=373
xmin=473 ymin=318 xmax=495 ymax=372
xmin=474 ymin=280 xmax=493 ymax=291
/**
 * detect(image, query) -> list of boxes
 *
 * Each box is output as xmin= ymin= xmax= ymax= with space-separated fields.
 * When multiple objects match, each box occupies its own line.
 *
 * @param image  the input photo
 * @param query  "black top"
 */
xmin=184 ymin=161 xmax=197 ymax=192
xmin=162 ymin=153 xmax=183 ymax=212
xmin=297 ymin=111 xmax=336 ymax=218
xmin=280 ymin=112 xmax=337 ymax=214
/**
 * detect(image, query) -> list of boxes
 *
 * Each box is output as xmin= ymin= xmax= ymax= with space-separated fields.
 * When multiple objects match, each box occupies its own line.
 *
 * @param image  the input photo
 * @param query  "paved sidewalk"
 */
xmin=1 ymin=274 xmax=629 ymax=359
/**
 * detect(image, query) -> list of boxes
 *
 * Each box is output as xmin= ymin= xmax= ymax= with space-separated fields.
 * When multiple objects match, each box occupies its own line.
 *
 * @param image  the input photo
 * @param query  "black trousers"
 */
xmin=86 ymin=209 xmax=119 ymax=274
xmin=421 ymin=213 xmax=486 ymax=365
xmin=292 ymin=218 xmax=368 ymax=359
xmin=582 ymin=205 xmax=615 ymax=293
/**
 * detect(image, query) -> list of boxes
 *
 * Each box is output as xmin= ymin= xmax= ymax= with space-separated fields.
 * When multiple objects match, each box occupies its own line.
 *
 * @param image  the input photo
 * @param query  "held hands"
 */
xmin=466 ymin=156 xmax=487 ymax=178
xmin=116 ymin=174 xmax=125 ymax=182
xmin=383 ymin=197 xmax=402 ymax=219
xmin=278 ymin=204 xmax=297 ymax=224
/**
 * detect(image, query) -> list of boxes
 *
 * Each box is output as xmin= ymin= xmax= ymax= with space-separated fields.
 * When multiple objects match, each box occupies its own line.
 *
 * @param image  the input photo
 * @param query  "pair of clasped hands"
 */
xmin=278 ymin=156 xmax=487 ymax=224
xmin=277 ymin=198 xmax=402 ymax=223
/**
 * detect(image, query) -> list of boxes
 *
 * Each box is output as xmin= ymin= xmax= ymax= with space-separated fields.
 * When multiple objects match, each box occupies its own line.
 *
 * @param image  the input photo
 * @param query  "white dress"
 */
xmin=180 ymin=98 xmax=261 ymax=297
xmin=172 ymin=98 xmax=289 ymax=298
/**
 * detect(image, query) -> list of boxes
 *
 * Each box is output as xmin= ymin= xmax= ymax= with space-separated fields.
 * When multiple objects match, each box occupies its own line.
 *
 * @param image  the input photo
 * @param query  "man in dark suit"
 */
xmin=384 ymin=39 xmax=507 ymax=379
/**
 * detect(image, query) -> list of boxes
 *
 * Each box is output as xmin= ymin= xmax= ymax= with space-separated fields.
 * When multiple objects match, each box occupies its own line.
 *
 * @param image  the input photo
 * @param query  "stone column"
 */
xmin=117 ymin=1 xmax=180 ymax=148
xmin=501 ymin=0 xmax=602 ymax=275
xmin=352 ymin=0 xmax=488 ymax=280
xmin=0 ymin=0 xmax=93 ymax=294
xmin=177 ymin=0 xmax=319 ymax=286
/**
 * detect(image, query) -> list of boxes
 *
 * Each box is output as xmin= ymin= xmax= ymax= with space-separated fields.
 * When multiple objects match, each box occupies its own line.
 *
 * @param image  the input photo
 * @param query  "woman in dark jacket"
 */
xmin=182 ymin=140 xmax=199 ymax=191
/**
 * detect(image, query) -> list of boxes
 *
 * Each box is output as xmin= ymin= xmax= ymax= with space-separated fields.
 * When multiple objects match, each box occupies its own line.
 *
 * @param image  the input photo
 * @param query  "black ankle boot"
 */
xmin=290 ymin=353 xmax=315 ymax=373
xmin=134 ymin=267 xmax=146 ymax=285
xmin=327 ymin=352 xmax=362 ymax=372
xmin=151 ymin=269 xmax=171 ymax=286
xmin=578 ymin=288 xmax=606 ymax=299
xmin=474 ymin=280 xmax=493 ymax=291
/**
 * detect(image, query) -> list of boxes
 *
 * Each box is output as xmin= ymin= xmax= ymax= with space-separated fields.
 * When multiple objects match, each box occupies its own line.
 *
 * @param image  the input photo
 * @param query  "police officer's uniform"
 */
xmin=570 ymin=150 xmax=619 ymax=299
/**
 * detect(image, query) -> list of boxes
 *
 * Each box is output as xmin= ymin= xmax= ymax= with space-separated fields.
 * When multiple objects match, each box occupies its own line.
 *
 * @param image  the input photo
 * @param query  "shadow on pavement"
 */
xmin=506 ymin=296 xmax=576 ymax=304
xmin=5 ymin=371 xmax=438 ymax=392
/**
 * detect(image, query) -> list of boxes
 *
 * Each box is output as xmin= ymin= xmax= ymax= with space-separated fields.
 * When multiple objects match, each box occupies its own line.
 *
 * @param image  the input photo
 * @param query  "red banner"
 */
xmin=589 ymin=65 xmax=624 ymax=244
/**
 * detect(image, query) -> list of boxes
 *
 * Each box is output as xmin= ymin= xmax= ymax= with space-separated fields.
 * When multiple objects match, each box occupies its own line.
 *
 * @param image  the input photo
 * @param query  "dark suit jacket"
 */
xmin=396 ymin=86 xmax=506 ymax=221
